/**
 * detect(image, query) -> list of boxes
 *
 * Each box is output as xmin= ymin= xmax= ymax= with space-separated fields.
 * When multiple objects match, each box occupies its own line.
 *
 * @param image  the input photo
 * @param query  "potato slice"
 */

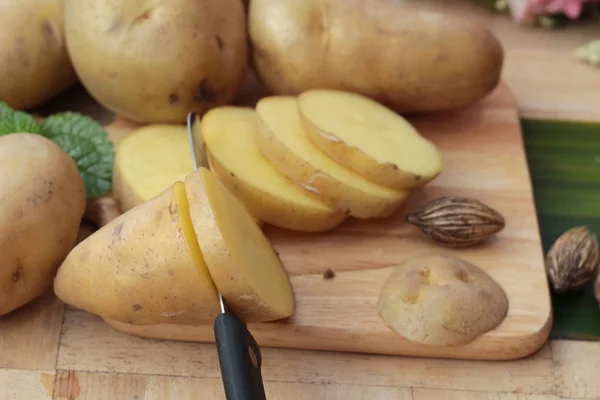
xmin=254 ymin=96 xmax=410 ymax=219
xmin=202 ymin=106 xmax=347 ymax=232
xmin=298 ymin=90 xmax=443 ymax=190
xmin=377 ymin=254 xmax=508 ymax=346
xmin=112 ymin=125 xmax=194 ymax=212
xmin=54 ymin=181 xmax=221 ymax=326
xmin=185 ymin=168 xmax=295 ymax=322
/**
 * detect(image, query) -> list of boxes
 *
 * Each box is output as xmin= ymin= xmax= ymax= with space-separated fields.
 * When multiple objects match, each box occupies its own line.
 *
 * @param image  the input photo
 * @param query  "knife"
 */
xmin=186 ymin=112 xmax=267 ymax=400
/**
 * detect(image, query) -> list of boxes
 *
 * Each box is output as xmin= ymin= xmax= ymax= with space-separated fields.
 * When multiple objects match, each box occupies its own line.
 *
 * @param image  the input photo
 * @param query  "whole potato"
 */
xmin=0 ymin=0 xmax=77 ymax=110
xmin=0 ymin=133 xmax=86 ymax=316
xmin=248 ymin=0 xmax=504 ymax=114
xmin=64 ymin=0 xmax=248 ymax=124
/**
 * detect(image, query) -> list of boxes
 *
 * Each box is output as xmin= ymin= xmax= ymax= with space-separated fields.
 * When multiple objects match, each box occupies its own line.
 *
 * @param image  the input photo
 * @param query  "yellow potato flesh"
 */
xmin=298 ymin=89 xmax=443 ymax=189
xmin=255 ymin=96 xmax=409 ymax=219
xmin=175 ymin=181 xmax=215 ymax=289
xmin=113 ymin=125 xmax=194 ymax=212
xmin=202 ymin=106 xmax=347 ymax=232
xmin=185 ymin=168 xmax=295 ymax=322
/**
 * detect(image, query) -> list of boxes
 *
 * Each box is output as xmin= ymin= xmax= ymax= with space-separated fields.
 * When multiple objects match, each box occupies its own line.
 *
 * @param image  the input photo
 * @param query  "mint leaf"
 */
xmin=0 ymin=110 xmax=41 ymax=136
xmin=0 ymin=101 xmax=13 ymax=119
xmin=40 ymin=112 xmax=114 ymax=198
xmin=0 ymin=101 xmax=41 ymax=136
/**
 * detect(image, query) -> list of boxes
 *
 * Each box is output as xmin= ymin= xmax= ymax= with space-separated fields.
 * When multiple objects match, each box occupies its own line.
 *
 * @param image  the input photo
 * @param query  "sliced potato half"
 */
xmin=298 ymin=89 xmax=444 ymax=190
xmin=53 ymin=181 xmax=221 ymax=326
xmin=184 ymin=168 xmax=296 ymax=322
xmin=202 ymin=106 xmax=347 ymax=232
xmin=255 ymin=96 xmax=410 ymax=219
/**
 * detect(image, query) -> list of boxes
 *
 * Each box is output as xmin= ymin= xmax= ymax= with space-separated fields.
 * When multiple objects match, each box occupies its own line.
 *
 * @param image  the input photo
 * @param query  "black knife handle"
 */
xmin=214 ymin=312 xmax=267 ymax=400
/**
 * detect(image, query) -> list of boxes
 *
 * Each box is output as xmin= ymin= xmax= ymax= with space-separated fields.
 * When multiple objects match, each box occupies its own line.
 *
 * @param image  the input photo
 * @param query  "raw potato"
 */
xmin=0 ymin=0 xmax=77 ymax=109
xmin=202 ymin=106 xmax=347 ymax=232
xmin=255 ymin=96 xmax=410 ymax=219
xmin=113 ymin=124 xmax=194 ymax=212
xmin=54 ymin=181 xmax=222 ymax=325
xmin=248 ymin=0 xmax=503 ymax=114
xmin=64 ymin=0 xmax=248 ymax=124
xmin=0 ymin=133 xmax=85 ymax=316
xmin=185 ymin=168 xmax=296 ymax=323
xmin=377 ymin=254 xmax=508 ymax=346
xmin=298 ymin=90 xmax=444 ymax=190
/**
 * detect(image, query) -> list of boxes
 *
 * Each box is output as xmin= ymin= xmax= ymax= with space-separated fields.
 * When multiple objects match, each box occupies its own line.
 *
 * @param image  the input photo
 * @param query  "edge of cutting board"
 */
xmin=96 ymin=80 xmax=553 ymax=361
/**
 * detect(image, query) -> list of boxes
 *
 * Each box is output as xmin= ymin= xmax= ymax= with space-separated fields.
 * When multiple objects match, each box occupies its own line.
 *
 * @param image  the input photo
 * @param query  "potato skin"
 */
xmin=64 ymin=0 xmax=248 ymax=124
xmin=0 ymin=133 xmax=86 ymax=316
xmin=249 ymin=0 xmax=504 ymax=113
xmin=0 ymin=0 xmax=77 ymax=110
xmin=377 ymin=254 xmax=509 ymax=345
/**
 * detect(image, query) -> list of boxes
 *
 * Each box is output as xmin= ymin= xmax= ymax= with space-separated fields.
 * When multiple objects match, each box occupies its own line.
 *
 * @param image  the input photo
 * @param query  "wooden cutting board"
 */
xmin=97 ymin=79 xmax=552 ymax=361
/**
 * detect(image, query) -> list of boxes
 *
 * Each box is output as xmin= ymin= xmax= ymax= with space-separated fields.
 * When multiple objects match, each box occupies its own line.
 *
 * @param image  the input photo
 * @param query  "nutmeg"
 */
xmin=546 ymin=226 xmax=599 ymax=294
xmin=405 ymin=196 xmax=505 ymax=248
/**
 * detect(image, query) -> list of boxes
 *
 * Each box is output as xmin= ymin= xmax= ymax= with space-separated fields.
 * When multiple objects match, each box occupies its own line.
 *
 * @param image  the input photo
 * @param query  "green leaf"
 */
xmin=0 ymin=101 xmax=13 ymax=119
xmin=0 ymin=110 xmax=42 ymax=136
xmin=40 ymin=112 xmax=114 ymax=198
xmin=522 ymin=118 xmax=600 ymax=340
xmin=0 ymin=101 xmax=41 ymax=136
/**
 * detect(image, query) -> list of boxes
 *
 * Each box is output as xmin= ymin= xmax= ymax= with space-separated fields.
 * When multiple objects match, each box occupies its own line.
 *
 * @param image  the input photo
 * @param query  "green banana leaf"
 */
xmin=522 ymin=118 xmax=600 ymax=340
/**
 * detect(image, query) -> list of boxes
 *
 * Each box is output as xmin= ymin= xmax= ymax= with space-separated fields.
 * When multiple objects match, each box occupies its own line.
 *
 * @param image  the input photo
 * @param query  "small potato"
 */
xmin=249 ymin=0 xmax=503 ymax=114
xmin=0 ymin=133 xmax=86 ymax=316
xmin=377 ymin=254 xmax=509 ymax=346
xmin=64 ymin=0 xmax=248 ymax=124
xmin=0 ymin=0 xmax=77 ymax=110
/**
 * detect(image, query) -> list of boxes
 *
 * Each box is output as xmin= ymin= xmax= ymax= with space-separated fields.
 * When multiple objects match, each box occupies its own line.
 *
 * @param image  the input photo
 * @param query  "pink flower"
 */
xmin=507 ymin=0 xmax=600 ymax=21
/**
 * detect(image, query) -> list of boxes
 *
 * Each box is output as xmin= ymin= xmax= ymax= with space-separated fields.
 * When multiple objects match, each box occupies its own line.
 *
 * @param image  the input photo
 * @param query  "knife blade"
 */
xmin=186 ymin=112 xmax=267 ymax=400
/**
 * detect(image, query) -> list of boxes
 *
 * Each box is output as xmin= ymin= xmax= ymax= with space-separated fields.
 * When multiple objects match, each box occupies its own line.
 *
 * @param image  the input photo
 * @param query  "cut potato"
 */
xmin=254 ymin=96 xmax=410 ymax=219
xmin=377 ymin=254 xmax=508 ymax=346
xmin=202 ymin=106 xmax=347 ymax=232
xmin=185 ymin=168 xmax=295 ymax=322
xmin=113 ymin=125 xmax=194 ymax=212
xmin=54 ymin=181 xmax=221 ymax=326
xmin=298 ymin=90 xmax=443 ymax=190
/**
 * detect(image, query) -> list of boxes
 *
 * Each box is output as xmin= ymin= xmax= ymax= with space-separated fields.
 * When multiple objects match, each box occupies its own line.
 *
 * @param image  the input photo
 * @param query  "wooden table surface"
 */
xmin=2 ymin=13 xmax=600 ymax=400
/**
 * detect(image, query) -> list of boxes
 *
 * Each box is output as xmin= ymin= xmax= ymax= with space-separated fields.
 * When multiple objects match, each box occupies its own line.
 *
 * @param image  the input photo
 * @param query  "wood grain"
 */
xmin=52 ymin=370 xmax=417 ymax=400
xmin=93 ymin=81 xmax=552 ymax=360
xmin=493 ymin=18 xmax=600 ymax=122
xmin=0 ymin=369 xmax=54 ymax=400
xmin=56 ymin=307 xmax=556 ymax=394
xmin=0 ymin=291 xmax=64 ymax=370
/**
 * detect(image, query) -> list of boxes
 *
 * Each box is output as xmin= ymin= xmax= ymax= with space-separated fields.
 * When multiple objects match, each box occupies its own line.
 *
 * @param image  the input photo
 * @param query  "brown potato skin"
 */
xmin=64 ymin=0 xmax=248 ymax=124
xmin=0 ymin=133 xmax=86 ymax=316
xmin=249 ymin=0 xmax=504 ymax=114
xmin=0 ymin=0 xmax=77 ymax=110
